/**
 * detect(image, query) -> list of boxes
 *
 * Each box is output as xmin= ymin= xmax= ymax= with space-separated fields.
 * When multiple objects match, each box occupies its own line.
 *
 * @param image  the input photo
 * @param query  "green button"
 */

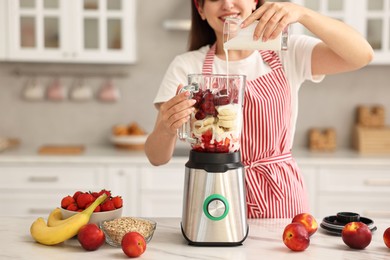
xmin=203 ymin=194 xmax=229 ymax=221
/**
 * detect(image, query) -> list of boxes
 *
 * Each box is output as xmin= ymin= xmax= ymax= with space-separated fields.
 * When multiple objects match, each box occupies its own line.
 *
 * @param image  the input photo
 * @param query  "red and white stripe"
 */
xmin=202 ymin=45 xmax=309 ymax=218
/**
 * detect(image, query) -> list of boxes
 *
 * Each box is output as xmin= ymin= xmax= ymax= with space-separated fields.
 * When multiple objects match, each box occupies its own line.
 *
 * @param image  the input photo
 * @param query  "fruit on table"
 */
xmin=47 ymin=207 xmax=71 ymax=227
xmin=77 ymin=223 xmax=106 ymax=251
xmin=384 ymin=227 xmax=390 ymax=248
xmin=291 ymin=213 xmax=318 ymax=236
xmin=121 ymin=231 xmax=147 ymax=258
xmin=30 ymin=193 xmax=107 ymax=246
xmin=341 ymin=222 xmax=372 ymax=249
xmin=62 ymin=189 xmax=122 ymax=212
xmin=282 ymin=222 xmax=310 ymax=251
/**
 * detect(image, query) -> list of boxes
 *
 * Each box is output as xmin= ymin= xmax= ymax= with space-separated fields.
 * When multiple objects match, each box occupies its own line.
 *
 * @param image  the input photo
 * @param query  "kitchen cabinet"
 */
xmin=138 ymin=162 xmax=185 ymax=218
xmin=317 ymin=165 xmax=390 ymax=218
xmin=0 ymin=1 xmax=7 ymax=59
xmin=105 ymin=165 xmax=139 ymax=216
xmin=4 ymin=0 xmax=136 ymax=64
xmin=0 ymin=163 xmax=105 ymax=217
xmin=292 ymin=0 xmax=390 ymax=64
xmin=298 ymin=164 xmax=318 ymax=215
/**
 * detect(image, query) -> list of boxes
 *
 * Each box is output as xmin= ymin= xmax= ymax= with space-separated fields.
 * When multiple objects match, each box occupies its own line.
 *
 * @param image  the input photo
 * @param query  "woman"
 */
xmin=145 ymin=0 xmax=373 ymax=218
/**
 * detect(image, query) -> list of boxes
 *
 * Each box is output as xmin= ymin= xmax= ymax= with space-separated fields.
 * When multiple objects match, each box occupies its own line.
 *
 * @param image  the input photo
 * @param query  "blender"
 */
xmin=178 ymin=74 xmax=248 ymax=246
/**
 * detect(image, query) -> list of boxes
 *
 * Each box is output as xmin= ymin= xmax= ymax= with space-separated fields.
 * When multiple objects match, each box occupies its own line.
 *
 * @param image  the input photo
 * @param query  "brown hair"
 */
xmin=189 ymin=0 xmax=264 ymax=51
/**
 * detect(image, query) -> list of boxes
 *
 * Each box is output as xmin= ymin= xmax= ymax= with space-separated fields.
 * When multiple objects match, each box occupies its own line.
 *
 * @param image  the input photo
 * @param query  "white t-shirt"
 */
xmin=154 ymin=35 xmax=324 ymax=145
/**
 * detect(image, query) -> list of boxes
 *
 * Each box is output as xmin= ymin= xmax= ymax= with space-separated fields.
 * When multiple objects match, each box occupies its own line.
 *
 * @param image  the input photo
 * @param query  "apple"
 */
xmin=291 ymin=213 xmax=318 ymax=236
xmin=383 ymin=227 xmax=390 ymax=248
xmin=282 ymin=223 xmax=310 ymax=251
xmin=77 ymin=223 xmax=106 ymax=251
xmin=341 ymin=222 xmax=372 ymax=249
xmin=121 ymin=232 xmax=146 ymax=258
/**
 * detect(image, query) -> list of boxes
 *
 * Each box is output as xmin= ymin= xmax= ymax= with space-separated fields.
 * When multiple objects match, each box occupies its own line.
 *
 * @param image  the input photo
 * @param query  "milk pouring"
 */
xmin=223 ymin=17 xmax=288 ymax=51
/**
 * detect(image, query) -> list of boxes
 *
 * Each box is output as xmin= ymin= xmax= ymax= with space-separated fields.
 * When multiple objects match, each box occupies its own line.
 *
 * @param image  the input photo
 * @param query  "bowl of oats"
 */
xmin=100 ymin=217 xmax=157 ymax=247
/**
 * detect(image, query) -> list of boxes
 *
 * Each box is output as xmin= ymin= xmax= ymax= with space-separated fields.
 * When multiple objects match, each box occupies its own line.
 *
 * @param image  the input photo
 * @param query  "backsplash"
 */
xmin=0 ymin=0 xmax=389 ymax=150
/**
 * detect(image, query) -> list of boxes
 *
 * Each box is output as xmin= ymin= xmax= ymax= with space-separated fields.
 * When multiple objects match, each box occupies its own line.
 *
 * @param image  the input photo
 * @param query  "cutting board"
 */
xmin=38 ymin=145 xmax=85 ymax=155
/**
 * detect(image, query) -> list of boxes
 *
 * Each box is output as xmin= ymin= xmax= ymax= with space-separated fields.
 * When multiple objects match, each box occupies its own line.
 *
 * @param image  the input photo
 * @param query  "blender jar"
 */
xmin=178 ymin=74 xmax=246 ymax=153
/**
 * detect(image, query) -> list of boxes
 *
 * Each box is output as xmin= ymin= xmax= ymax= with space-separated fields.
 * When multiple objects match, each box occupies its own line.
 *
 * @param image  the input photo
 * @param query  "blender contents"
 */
xmin=190 ymin=88 xmax=241 ymax=153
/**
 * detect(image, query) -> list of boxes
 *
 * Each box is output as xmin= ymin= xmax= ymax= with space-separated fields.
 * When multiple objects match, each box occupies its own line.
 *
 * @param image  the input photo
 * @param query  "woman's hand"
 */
xmin=242 ymin=2 xmax=303 ymax=42
xmin=157 ymin=85 xmax=196 ymax=136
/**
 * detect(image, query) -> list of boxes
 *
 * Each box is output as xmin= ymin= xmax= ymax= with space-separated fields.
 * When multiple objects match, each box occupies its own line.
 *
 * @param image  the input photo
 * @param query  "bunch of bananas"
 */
xmin=30 ymin=193 xmax=107 ymax=245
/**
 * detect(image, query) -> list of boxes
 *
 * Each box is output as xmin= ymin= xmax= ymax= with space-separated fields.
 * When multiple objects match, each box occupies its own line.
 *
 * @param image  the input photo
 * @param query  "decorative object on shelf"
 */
xmin=353 ymin=105 xmax=390 ymax=154
xmin=70 ymin=78 xmax=93 ymax=102
xmin=98 ymin=79 xmax=120 ymax=102
xmin=308 ymin=128 xmax=336 ymax=151
xmin=356 ymin=105 xmax=385 ymax=127
xmin=22 ymin=78 xmax=45 ymax=101
xmin=46 ymin=78 xmax=66 ymax=101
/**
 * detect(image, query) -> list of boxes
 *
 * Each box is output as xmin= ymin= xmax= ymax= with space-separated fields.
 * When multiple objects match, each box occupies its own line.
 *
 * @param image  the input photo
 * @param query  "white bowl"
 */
xmin=60 ymin=207 xmax=123 ymax=225
xmin=110 ymin=135 xmax=148 ymax=145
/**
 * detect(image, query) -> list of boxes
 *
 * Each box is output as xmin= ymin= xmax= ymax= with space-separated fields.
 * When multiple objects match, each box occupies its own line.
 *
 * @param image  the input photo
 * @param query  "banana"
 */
xmin=30 ymin=193 xmax=107 ymax=245
xmin=47 ymin=207 xmax=69 ymax=227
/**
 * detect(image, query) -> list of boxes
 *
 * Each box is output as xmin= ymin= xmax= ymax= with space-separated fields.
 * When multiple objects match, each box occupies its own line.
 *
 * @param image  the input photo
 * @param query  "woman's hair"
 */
xmin=188 ymin=0 xmax=264 ymax=51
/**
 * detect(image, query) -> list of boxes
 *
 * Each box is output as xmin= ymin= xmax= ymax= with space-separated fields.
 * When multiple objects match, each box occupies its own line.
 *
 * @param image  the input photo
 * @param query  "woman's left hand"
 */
xmin=242 ymin=2 xmax=304 ymax=42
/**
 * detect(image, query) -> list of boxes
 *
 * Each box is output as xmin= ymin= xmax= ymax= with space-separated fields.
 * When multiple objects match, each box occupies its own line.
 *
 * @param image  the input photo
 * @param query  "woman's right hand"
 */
xmin=157 ymin=84 xmax=196 ymax=136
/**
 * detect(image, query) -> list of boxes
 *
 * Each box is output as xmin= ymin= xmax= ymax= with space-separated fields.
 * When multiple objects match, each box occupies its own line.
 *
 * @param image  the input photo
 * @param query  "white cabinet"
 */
xmin=138 ymin=162 xmax=185 ymax=218
xmin=0 ymin=163 xmax=105 ymax=217
xmin=0 ymin=1 xmax=7 ymax=59
xmin=5 ymin=0 xmax=136 ymax=64
xmin=105 ymin=165 xmax=139 ymax=216
xmin=292 ymin=0 xmax=390 ymax=64
xmin=317 ymin=165 xmax=390 ymax=218
xmin=298 ymin=164 xmax=318 ymax=216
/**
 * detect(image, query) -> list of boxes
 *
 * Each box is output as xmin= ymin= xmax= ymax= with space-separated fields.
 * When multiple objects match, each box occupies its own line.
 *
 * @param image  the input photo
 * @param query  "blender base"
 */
xmin=180 ymin=223 xmax=249 ymax=246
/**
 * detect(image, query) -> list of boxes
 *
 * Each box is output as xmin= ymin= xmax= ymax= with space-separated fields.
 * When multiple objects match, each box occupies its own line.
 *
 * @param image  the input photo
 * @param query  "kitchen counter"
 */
xmin=2 ymin=217 xmax=390 ymax=260
xmin=0 ymin=145 xmax=390 ymax=165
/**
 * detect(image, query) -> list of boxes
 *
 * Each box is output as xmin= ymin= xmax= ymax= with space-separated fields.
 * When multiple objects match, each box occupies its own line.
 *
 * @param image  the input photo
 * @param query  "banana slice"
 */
xmin=217 ymin=120 xmax=236 ymax=128
xmin=218 ymin=115 xmax=236 ymax=121
xmin=217 ymin=104 xmax=238 ymax=116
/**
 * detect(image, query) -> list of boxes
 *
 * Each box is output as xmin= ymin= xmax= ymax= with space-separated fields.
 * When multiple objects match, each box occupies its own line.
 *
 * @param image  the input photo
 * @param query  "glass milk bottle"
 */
xmin=223 ymin=17 xmax=289 ymax=51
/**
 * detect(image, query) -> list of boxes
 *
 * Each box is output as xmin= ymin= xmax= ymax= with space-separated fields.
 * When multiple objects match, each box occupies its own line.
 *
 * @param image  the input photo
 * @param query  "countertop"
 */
xmin=2 ymin=217 xmax=390 ymax=260
xmin=0 ymin=145 xmax=390 ymax=166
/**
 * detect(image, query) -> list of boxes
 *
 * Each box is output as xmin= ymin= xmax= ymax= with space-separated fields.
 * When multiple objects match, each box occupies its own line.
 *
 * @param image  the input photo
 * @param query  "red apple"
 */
xmin=77 ymin=223 xmax=106 ymax=251
xmin=121 ymin=232 xmax=146 ymax=258
xmin=383 ymin=227 xmax=390 ymax=248
xmin=341 ymin=222 xmax=372 ymax=249
xmin=283 ymin=223 xmax=310 ymax=251
xmin=291 ymin=213 xmax=318 ymax=236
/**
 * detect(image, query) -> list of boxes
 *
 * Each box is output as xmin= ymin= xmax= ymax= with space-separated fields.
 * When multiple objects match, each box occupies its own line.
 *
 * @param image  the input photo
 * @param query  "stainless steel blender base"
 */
xmin=181 ymin=161 xmax=248 ymax=246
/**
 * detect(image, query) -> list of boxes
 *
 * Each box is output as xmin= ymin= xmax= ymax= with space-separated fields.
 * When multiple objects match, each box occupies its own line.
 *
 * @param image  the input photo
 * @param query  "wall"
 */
xmin=0 ymin=0 xmax=389 ymax=150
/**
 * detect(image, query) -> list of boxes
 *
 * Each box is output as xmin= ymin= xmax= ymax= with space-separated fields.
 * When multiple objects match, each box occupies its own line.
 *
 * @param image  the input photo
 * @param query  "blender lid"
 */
xmin=185 ymin=150 xmax=244 ymax=173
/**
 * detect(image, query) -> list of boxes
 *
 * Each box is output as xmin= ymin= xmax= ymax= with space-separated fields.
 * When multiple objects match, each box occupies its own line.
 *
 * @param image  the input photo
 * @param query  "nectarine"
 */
xmin=341 ymin=222 xmax=372 ymax=249
xmin=283 ymin=223 xmax=310 ymax=251
xmin=292 ymin=213 xmax=318 ymax=236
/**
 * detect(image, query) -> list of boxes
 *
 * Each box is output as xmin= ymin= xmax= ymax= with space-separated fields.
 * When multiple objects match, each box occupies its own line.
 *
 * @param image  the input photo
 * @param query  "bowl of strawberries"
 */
xmin=60 ymin=189 xmax=123 ymax=224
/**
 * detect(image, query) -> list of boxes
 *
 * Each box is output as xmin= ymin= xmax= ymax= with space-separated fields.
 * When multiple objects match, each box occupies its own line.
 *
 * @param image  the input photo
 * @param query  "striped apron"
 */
xmin=202 ymin=44 xmax=309 ymax=218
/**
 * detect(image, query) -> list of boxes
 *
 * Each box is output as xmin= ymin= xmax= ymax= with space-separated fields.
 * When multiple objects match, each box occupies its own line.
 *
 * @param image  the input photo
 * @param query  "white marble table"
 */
xmin=2 ymin=217 xmax=390 ymax=259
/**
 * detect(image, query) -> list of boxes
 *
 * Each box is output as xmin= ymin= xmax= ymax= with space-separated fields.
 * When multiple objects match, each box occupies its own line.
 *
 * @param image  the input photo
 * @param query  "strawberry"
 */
xmin=98 ymin=189 xmax=111 ymax=199
xmin=111 ymin=196 xmax=123 ymax=209
xmin=85 ymin=202 xmax=101 ymax=212
xmin=66 ymin=203 xmax=78 ymax=211
xmin=72 ymin=191 xmax=82 ymax=201
xmin=61 ymin=195 xmax=75 ymax=209
xmin=100 ymin=200 xmax=115 ymax=211
xmin=91 ymin=191 xmax=100 ymax=198
xmin=76 ymin=192 xmax=94 ymax=209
